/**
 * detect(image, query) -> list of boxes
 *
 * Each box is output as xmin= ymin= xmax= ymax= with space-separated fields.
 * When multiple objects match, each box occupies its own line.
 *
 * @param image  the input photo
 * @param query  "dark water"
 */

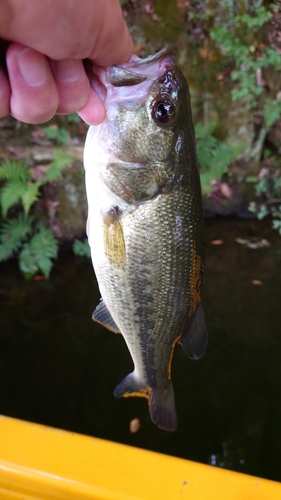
xmin=0 ymin=218 xmax=281 ymax=482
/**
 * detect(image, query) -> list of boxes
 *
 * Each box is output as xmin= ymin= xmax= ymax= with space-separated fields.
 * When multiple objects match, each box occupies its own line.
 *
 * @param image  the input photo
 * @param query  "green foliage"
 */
xmin=19 ymin=226 xmax=58 ymax=279
xmin=263 ymin=99 xmax=281 ymax=130
xmin=0 ymin=159 xmax=29 ymax=182
xmin=210 ymin=4 xmax=281 ymax=110
xmin=66 ymin=113 xmax=80 ymax=123
xmin=73 ymin=238 xmax=91 ymax=258
xmin=45 ymin=150 xmax=73 ymax=182
xmin=0 ymin=155 xmax=72 ymax=218
xmin=0 ymin=213 xmax=33 ymax=261
xmin=0 ymin=180 xmax=27 ymax=217
xmin=207 ymin=2 xmax=281 ymax=233
xmin=0 ymin=155 xmax=73 ymax=278
xmin=44 ymin=125 xmax=69 ymax=145
xmin=196 ymin=121 xmax=246 ymax=194
xmin=236 ymin=7 xmax=272 ymax=29
xmin=248 ymin=163 xmax=281 ymax=233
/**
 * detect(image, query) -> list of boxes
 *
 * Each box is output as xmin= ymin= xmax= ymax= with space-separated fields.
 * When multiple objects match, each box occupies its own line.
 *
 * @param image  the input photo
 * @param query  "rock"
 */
xmin=41 ymin=161 xmax=88 ymax=243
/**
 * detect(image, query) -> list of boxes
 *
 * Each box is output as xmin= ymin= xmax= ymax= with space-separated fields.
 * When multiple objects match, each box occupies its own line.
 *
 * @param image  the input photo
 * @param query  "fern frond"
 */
xmin=195 ymin=121 xmax=218 ymax=140
xmin=21 ymin=181 xmax=42 ymax=215
xmin=0 ymin=213 xmax=33 ymax=261
xmin=264 ymin=99 xmax=281 ymax=130
xmin=19 ymin=226 xmax=58 ymax=278
xmin=44 ymin=126 xmax=69 ymax=145
xmin=0 ymin=159 xmax=29 ymax=182
xmin=44 ymin=150 xmax=73 ymax=182
xmin=209 ymin=141 xmax=233 ymax=177
xmin=31 ymin=226 xmax=58 ymax=260
xmin=0 ymin=180 xmax=27 ymax=216
xmin=197 ymin=136 xmax=220 ymax=170
xmin=200 ymin=171 xmax=214 ymax=195
xmin=73 ymin=238 xmax=91 ymax=258
xmin=18 ymin=244 xmax=38 ymax=279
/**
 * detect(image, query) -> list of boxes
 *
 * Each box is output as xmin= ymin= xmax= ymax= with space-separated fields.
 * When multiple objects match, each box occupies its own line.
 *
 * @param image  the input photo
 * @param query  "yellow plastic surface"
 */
xmin=0 ymin=415 xmax=280 ymax=500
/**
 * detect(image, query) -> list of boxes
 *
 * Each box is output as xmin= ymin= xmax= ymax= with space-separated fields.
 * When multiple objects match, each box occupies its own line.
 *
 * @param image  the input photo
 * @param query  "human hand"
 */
xmin=0 ymin=0 xmax=133 ymax=124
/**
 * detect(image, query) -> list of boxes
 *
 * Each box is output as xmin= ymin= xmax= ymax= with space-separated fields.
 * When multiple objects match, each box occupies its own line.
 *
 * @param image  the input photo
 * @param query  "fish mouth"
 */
xmin=108 ymin=45 xmax=178 ymax=87
xmin=90 ymin=45 xmax=178 ymax=106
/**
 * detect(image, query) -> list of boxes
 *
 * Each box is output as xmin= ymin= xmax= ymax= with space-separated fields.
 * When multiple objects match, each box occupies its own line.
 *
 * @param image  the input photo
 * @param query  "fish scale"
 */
xmin=84 ymin=46 xmax=208 ymax=431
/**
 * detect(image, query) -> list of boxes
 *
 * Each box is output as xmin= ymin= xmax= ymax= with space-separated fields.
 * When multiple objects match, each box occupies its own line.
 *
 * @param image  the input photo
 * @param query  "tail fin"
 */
xmin=114 ymin=373 xmax=178 ymax=432
xmin=149 ymin=383 xmax=178 ymax=432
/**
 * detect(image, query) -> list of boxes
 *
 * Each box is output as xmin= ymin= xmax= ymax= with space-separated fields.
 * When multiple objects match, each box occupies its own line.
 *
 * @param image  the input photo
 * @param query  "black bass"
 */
xmin=84 ymin=46 xmax=208 ymax=431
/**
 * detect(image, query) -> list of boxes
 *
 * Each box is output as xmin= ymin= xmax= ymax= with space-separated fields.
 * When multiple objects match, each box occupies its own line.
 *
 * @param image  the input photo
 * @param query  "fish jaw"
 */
xmin=92 ymin=45 xmax=178 ymax=107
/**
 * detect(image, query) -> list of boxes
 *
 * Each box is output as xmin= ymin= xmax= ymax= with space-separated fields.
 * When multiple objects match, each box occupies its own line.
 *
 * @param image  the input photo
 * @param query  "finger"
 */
xmin=50 ymin=59 xmax=90 ymax=115
xmin=6 ymin=42 xmax=59 ymax=124
xmin=0 ymin=0 xmax=133 ymax=65
xmin=77 ymin=87 xmax=105 ymax=125
xmin=0 ymin=65 xmax=10 ymax=118
xmin=89 ymin=2 xmax=133 ymax=66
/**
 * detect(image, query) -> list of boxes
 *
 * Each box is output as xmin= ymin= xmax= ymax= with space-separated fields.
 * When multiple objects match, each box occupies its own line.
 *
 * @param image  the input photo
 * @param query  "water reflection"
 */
xmin=0 ymin=218 xmax=280 ymax=482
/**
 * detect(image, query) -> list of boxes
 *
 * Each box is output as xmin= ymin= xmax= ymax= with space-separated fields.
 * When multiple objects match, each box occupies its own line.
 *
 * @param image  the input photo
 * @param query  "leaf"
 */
xmin=0 ymin=180 xmax=27 ymax=216
xmin=21 ymin=181 xmax=42 ymax=215
xmin=44 ymin=126 xmax=69 ymax=145
xmin=19 ymin=243 xmax=39 ymax=279
xmin=197 ymin=135 xmax=220 ymax=170
xmin=263 ymin=99 xmax=281 ymax=130
xmin=0 ymin=213 xmax=33 ymax=261
xmin=19 ymin=226 xmax=58 ymax=279
xmin=200 ymin=171 xmax=214 ymax=194
xmin=195 ymin=121 xmax=217 ymax=140
xmin=0 ymin=159 xmax=30 ymax=182
xmin=66 ymin=113 xmax=80 ymax=123
xmin=73 ymin=239 xmax=91 ymax=258
xmin=209 ymin=141 xmax=234 ymax=177
xmin=44 ymin=150 xmax=74 ymax=182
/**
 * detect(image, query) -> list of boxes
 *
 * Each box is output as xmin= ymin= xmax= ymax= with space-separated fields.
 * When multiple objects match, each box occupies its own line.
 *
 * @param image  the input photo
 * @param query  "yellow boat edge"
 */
xmin=0 ymin=415 xmax=280 ymax=500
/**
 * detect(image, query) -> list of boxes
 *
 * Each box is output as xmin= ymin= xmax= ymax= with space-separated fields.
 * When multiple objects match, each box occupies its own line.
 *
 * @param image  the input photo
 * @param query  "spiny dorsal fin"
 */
xmin=92 ymin=299 xmax=120 ymax=333
xmin=180 ymin=302 xmax=208 ymax=359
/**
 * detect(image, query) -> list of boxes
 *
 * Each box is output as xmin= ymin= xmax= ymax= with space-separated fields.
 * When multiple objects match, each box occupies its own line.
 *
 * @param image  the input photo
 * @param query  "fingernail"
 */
xmin=52 ymin=59 xmax=83 ymax=83
xmin=17 ymin=48 xmax=48 ymax=87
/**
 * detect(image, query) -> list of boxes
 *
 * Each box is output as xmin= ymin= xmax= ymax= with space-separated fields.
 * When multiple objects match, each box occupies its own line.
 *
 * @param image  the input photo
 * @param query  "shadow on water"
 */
xmin=0 ymin=218 xmax=280 ymax=482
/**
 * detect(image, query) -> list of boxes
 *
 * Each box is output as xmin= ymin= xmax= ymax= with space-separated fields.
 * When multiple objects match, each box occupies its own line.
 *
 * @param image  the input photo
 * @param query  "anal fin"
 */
xmin=180 ymin=302 xmax=208 ymax=359
xmin=92 ymin=299 xmax=120 ymax=333
xmin=114 ymin=372 xmax=148 ymax=398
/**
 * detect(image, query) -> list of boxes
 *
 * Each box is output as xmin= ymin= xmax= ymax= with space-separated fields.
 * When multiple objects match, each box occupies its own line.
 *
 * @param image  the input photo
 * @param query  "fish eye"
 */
xmin=151 ymin=95 xmax=176 ymax=125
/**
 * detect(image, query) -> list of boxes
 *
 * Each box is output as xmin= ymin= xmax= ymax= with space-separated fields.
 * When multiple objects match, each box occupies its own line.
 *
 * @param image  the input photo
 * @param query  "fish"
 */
xmin=83 ymin=45 xmax=208 ymax=432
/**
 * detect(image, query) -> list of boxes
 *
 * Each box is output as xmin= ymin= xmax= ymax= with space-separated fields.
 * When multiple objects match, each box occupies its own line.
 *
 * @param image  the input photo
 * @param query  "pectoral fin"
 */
xmin=92 ymin=299 xmax=120 ymax=333
xmin=102 ymin=212 xmax=126 ymax=269
xmin=180 ymin=302 xmax=208 ymax=359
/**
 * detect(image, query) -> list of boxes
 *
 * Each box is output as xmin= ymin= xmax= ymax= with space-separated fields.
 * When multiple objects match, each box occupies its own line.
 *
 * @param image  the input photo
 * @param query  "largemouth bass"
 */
xmin=84 ymin=46 xmax=208 ymax=432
